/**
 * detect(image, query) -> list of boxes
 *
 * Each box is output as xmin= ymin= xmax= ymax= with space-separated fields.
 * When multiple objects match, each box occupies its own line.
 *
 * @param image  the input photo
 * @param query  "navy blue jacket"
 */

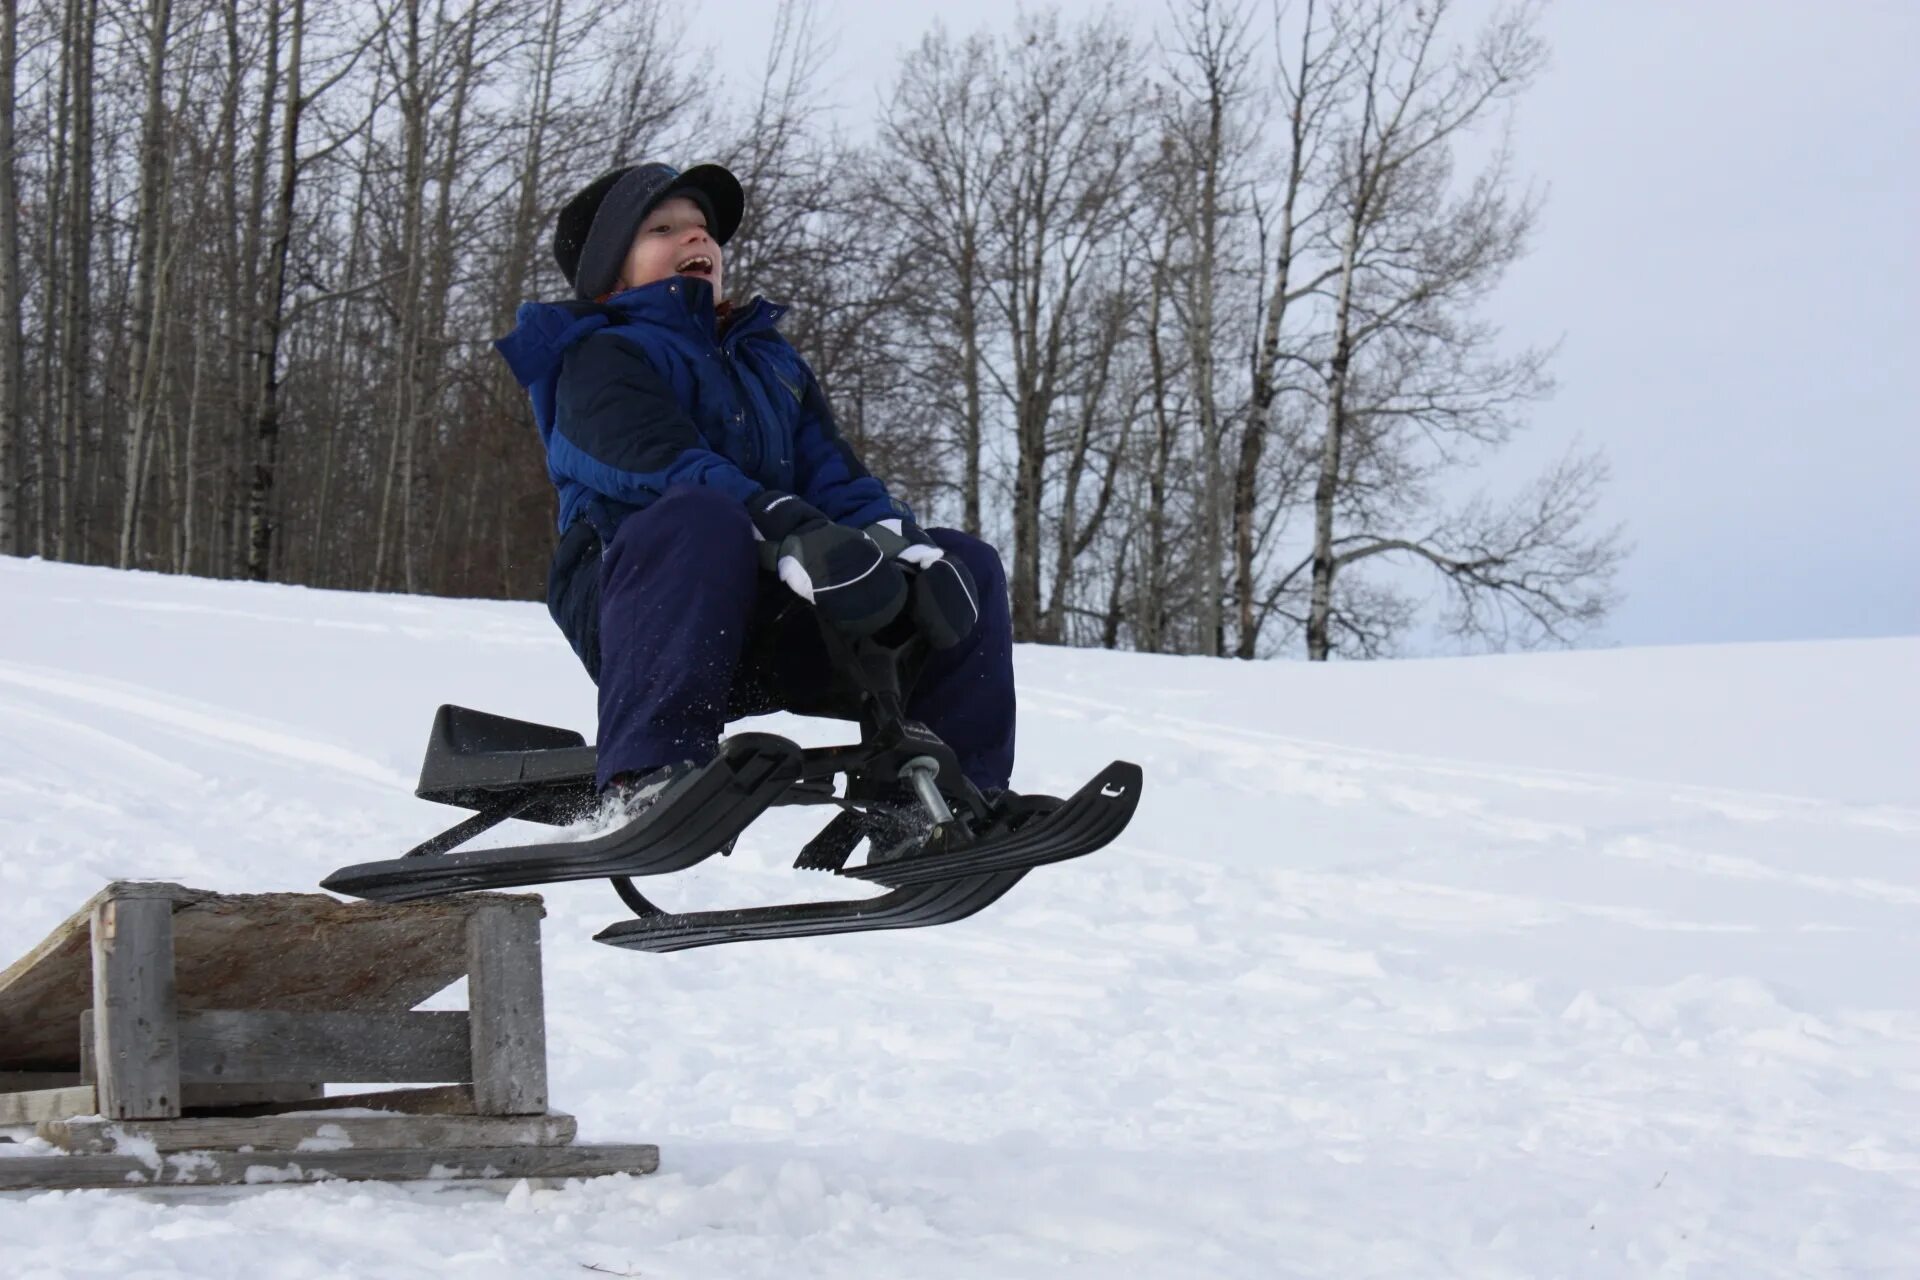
xmin=494 ymin=276 xmax=905 ymax=545
xmin=495 ymin=276 xmax=907 ymax=676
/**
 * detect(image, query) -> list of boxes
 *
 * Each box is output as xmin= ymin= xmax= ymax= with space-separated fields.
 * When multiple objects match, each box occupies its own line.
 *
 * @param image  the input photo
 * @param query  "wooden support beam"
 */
xmin=78 ymin=1008 xmax=93 ymax=1081
xmin=90 ymin=895 xmax=181 ymax=1120
xmin=82 ymin=1010 xmax=472 ymax=1085
xmin=3 ymin=1079 xmax=322 ymax=1125
xmin=40 ymin=1111 xmax=578 ymax=1154
xmin=178 ymin=1011 xmax=469 ymax=1084
xmin=0 ymin=1143 xmax=660 ymax=1191
xmin=0 ymin=1086 xmax=98 ymax=1125
xmin=466 ymin=900 xmax=547 ymax=1115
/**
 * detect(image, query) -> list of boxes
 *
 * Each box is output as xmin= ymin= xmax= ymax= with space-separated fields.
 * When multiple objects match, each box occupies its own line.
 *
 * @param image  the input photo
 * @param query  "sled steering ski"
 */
xmin=321 ymin=620 xmax=1142 ymax=952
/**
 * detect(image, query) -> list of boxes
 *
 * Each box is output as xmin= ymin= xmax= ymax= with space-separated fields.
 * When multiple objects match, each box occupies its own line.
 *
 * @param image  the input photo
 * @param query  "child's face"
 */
xmin=616 ymin=195 xmax=723 ymax=298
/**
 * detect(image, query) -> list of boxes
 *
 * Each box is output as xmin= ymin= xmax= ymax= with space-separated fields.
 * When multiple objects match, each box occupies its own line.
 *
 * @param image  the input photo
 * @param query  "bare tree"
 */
xmin=600 ymin=0 xmax=706 ymax=169
xmin=242 ymin=0 xmax=310 ymax=580
xmin=0 ymin=0 xmax=1620 ymax=663
xmin=1157 ymin=0 xmax=1261 ymax=656
xmin=873 ymin=24 xmax=1008 ymax=534
xmin=494 ymin=0 xmax=568 ymax=329
xmin=1041 ymin=277 xmax=1136 ymax=642
xmin=116 ymin=0 xmax=176 ymax=567
xmin=716 ymin=0 xmax=835 ymax=304
xmin=1296 ymin=0 xmax=1618 ymax=657
xmin=1135 ymin=217 xmax=1187 ymax=652
xmin=53 ymin=0 xmax=98 ymax=561
xmin=1232 ymin=0 xmax=1348 ymax=657
xmin=369 ymin=0 xmax=447 ymax=593
xmin=988 ymin=9 xmax=1147 ymax=641
xmin=0 ymin=0 xmax=20 ymax=555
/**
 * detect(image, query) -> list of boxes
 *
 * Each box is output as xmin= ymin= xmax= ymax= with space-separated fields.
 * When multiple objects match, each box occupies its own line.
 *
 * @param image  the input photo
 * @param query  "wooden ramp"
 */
xmin=0 ymin=881 xmax=657 ymax=1189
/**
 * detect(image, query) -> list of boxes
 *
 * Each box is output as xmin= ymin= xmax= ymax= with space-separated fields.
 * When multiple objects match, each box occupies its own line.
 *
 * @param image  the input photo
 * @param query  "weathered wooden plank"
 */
xmin=467 ymin=900 xmax=547 ymax=1115
xmin=83 ymin=1010 xmax=472 ymax=1085
xmin=175 ymin=1011 xmax=470 ymax=1083
xmin=77 ymin=1015 xmax=321 ymax=1110
xmin=222 ymin=1084 xmax=477 ymax=1118
xmin=41 ymin=1111 xmax=577 ymax=1154
xmin=2 ymin=883 xmax=202 ymax=1071
xmin=0 ymin=1143 xmax=659 ymax=1190
xmin=92 ymin=895 xmax=181 ymax=1120
xmin=2 ymin=882 xmax=545 ymax=1071
xmin=0 ymin=1071 xmax=80 ymax=1090
xmin=0 ymin=1085 xmax=97 ymax=1125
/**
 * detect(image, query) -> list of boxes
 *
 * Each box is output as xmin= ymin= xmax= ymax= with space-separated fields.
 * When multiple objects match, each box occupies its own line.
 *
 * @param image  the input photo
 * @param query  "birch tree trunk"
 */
xmin=117 ymin=0 xmax=176 ymax=568
xmin=1140 ymin=225 xmax=1177 ymax=653
xmin=228 ymin=0 xmax=278 ymax=574
xmin=873 ymin=30 xmax=1001 ymax=537
xmin=54 ymin=0 xmax=96 ymax=562
xmin=956 ymin=234 xmax=985 ymax=535
xmin=177 ymin=326 xmax=207 ymax=573
xmin=0 ymin=0 xmax=21 ymax=555
xmin=1235 ymin=0 xmax=1335 ymax=658
xmin=309 ymin=90 xmax=380 ymax=580
xmin=372 ymin=0 xmax=428 ymax=591
xmin=243 ymin=0 xmax=303 ymax=580
xmin=200 ymin=0 xmax=242 ymax=574
xmin=38 ymin=0 xmax=74 ymax=558
xmin=1306 ymin=210 xmax=1360 ymax=661
xmin=993 ymin=12 xmax=1143 ymax=641
xmin=410 ymin=3 xmax=479 ymax=586
xmin=1187 ymin=36 xmax=1227 ymax=658
xmin=1044 ymin=293 xmax=1129 ymax=641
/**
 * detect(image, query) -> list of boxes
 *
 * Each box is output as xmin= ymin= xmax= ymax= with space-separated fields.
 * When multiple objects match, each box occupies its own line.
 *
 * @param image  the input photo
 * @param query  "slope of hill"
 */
xmin=3 ymin=556 xmax=1916 ymax=1278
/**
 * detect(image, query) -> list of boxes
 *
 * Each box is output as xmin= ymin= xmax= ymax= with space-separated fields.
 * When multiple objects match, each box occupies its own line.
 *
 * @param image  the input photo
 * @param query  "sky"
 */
xmin=703 ymin=0 xmax=1920 ymax=651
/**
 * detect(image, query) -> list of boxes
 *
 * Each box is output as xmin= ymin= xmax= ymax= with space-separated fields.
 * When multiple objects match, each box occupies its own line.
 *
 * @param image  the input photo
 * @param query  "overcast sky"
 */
xmin=704 ymin=0 xmax=1919 ymax=650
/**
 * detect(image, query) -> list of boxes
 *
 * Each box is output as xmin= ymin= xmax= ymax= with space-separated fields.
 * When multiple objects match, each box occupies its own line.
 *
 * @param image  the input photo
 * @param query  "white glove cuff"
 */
xmin=898 ymin=542 xmax=944 ymax=570
xmin=776 ymin=555 xmax=816 ymax=602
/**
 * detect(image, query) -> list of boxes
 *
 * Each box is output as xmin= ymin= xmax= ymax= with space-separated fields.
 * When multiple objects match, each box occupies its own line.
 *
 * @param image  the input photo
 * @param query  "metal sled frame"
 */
xmin=322 ymin=622 xmax=1142 ymax=950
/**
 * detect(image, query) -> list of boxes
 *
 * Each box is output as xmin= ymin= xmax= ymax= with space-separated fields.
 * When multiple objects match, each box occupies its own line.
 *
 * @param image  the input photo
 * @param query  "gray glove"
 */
xmin=747 ymin=492 xmax=908 ymax=636
xmin=865 ymin=518 xmax=981 ymax=650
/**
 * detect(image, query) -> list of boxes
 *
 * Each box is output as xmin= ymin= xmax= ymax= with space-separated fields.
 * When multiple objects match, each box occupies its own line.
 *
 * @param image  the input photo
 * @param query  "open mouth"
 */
xmin=675 ymin=254 xmax=714 ymax=278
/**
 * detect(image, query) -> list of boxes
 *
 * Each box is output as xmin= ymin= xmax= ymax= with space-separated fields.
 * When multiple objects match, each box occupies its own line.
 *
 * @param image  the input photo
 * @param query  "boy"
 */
xmin=494 ymin=162 xmax=1016 ymax=813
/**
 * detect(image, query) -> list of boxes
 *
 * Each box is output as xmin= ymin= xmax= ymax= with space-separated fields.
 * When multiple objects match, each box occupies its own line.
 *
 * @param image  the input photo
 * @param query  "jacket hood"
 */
xmin=493 ymin=299 xmax=618 ymax=390
xmin=494 ymin=278 xmax=791 ymax=391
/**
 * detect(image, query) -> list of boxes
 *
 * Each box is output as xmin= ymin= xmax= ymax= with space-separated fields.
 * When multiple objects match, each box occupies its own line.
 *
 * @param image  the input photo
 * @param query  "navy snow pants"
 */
xmin=556 ymin=485 xmax=1017 ymax=793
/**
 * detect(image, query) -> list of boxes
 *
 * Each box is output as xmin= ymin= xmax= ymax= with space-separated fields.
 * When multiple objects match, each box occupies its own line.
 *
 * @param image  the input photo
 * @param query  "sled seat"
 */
xmin=415 ymin=704 xmax=598 ymax=825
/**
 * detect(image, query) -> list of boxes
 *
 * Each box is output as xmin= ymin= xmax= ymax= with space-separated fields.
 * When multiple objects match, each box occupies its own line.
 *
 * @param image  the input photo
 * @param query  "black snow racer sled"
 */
xmin=322 ymin=622 xmax=1142 ymax=952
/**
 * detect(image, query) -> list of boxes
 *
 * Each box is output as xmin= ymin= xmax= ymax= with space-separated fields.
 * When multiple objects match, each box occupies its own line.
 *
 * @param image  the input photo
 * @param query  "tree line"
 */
xmin=0 ymin=0 xmax=1623 ymax=659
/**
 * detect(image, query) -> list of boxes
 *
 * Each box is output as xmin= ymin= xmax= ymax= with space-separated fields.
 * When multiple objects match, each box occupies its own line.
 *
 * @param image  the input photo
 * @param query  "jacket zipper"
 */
xmin=714 ymin=337 xmax=765 ymax=477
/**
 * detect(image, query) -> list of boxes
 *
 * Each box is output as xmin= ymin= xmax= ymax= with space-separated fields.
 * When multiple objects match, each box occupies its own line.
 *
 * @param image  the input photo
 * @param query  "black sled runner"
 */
xmin=322 ymin=622 xmax=1142 ymax=952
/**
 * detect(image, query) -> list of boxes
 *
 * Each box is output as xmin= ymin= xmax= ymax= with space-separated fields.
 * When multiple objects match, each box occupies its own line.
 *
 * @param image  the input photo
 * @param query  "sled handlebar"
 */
xmin=819 ymin=611 xmax=925 ymax=735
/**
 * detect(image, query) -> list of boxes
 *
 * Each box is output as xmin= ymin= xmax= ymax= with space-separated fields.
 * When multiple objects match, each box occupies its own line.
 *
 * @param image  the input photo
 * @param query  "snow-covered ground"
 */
xmin=2 ymin=555 xmax=1916 ymax=1278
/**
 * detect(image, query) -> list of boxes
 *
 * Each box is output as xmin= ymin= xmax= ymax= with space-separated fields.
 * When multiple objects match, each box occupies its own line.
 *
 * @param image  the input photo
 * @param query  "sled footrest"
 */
xmin=842 ymin=762 xmax=1142 ymax=887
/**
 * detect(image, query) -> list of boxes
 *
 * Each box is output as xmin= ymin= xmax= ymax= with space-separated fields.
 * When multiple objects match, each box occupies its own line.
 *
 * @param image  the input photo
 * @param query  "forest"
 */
xmin=0 ymin=0 xmax=1623 ymax=658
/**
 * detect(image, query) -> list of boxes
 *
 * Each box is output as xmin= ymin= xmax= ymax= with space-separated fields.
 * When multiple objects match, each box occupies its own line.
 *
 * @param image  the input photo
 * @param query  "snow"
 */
xmin=2 ymin=554 xmax=1917 ymax=1277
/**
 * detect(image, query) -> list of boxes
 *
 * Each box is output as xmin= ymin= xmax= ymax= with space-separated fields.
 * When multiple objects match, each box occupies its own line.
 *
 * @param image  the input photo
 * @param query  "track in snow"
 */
xmin=3 ymin=557 xmax=1916 ymax=1279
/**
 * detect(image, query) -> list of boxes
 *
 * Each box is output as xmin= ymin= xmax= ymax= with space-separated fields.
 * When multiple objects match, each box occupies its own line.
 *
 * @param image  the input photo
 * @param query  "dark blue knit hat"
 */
xmin=553 ymin=162 xmax=744 ymax=299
